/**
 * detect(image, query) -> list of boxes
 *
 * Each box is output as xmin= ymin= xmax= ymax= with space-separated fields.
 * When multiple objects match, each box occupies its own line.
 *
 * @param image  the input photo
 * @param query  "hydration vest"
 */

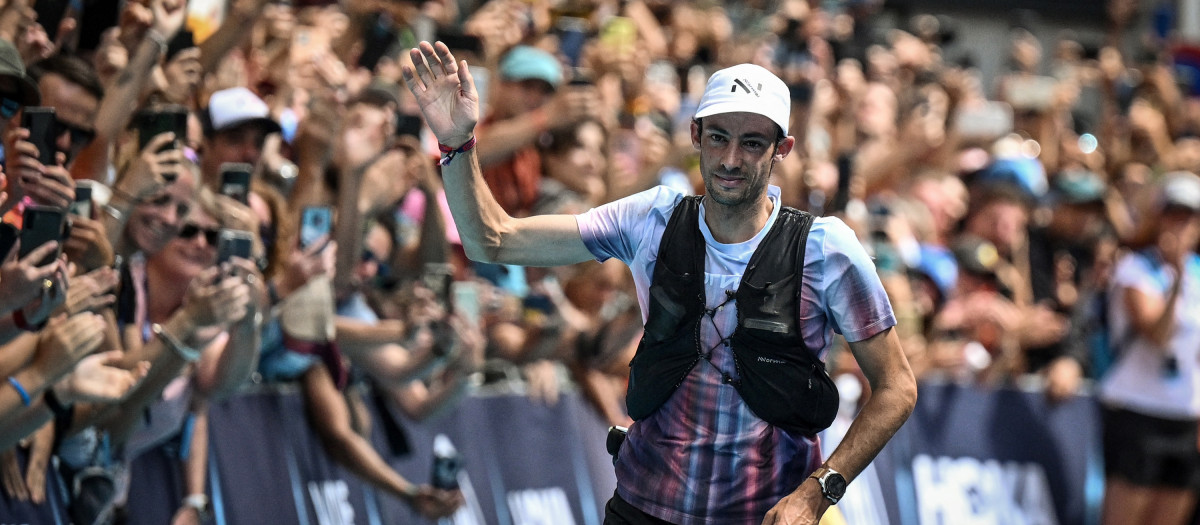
xmin=626 ymin=196 xmax=839 ymax=436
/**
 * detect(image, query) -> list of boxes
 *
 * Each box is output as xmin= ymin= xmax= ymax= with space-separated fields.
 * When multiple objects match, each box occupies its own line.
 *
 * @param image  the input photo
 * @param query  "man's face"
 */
xmin=38 ymin=72 xmax=98 ymax=162
xmin=202 ymin=122 xmax=269 ymax=186
xmin=691 ymin=112 xmax=792 ymax=210
xmin=355 ymin=223 xmax=392 ymax=286
xmin=162 ymin=47 xmax=202 ymax=105
xmin=967 ymin=200 xmax=1028 ymax=256
xmin=494 ymin=79 xmax=554 ymax=117
xmin=336 ymin=103 xmax=392 ymax=169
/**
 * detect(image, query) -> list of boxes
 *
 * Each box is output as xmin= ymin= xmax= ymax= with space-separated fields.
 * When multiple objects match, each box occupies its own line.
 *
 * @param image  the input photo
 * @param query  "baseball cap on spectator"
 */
xmin=204 ymin=87 xmax=282 ymax=136
xmin=972 ymin=157 xmax=1047 ymax=198
xmin=694 ymin=64 xmax=791 ymax=136
xmin=1160 ymin=171 xmax=1200 ymax=212
xmin=1050 ymin=170 xmax=1106 ymax=205
xmin=0 ymin=39 xmax=40 ymax=106
xmin=914 ymin=243 xmax=958 ymax=301
xmin=499 ymin=46 xmax=562 ymax=90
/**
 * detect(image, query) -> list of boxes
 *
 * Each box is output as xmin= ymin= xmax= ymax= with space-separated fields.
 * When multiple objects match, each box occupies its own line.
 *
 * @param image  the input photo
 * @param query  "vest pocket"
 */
xmin=731 ymin=336 xmax=839 ymax=435
xmin=643 ymin=261 xmax=696 ymax=342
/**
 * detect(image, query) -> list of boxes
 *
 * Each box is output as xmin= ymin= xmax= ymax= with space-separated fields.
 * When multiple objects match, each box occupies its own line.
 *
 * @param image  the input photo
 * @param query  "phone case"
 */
xmin=22 ymin=107 xmax=57 ymax=166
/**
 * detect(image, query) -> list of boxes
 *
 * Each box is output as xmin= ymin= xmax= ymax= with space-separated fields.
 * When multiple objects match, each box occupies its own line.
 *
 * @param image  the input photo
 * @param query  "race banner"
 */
xmin=873 ymin=382 xmax=1104 ymax=525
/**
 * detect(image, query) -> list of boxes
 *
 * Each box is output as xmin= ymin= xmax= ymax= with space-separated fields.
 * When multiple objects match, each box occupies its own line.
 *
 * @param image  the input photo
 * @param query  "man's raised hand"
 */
xmin=401 ymin=41 xmax=479 ymax=147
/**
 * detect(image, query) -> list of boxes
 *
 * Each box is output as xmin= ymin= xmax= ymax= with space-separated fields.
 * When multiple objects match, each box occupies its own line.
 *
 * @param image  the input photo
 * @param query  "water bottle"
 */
xmin=431 ymin=434 xmax=461 ymax=490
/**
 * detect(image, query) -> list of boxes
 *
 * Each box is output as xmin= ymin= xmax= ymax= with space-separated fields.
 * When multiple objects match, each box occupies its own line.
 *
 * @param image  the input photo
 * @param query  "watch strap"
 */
xmin=809 ymin=466 xmax=846 ymax=504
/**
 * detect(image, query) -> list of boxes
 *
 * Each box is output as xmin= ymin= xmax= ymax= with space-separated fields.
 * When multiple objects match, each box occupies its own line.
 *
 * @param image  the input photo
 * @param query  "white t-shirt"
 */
xmin=1100 ymin=250 xmax=1200 ymax=419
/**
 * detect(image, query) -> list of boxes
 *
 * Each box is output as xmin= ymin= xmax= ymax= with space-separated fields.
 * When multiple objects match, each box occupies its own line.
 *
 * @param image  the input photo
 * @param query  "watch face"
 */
xmin=824 ymin=472 xmax=848 ymax=500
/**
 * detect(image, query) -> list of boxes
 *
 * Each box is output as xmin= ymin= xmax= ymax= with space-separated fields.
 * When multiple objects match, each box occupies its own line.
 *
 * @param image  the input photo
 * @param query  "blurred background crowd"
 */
xmin=0 ymin=0 xmax=1197 ymax=522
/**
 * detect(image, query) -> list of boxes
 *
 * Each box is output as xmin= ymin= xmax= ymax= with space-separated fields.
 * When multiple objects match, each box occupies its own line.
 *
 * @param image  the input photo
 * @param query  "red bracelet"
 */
xmin=437 ymin=136 xmax=476 ymax=166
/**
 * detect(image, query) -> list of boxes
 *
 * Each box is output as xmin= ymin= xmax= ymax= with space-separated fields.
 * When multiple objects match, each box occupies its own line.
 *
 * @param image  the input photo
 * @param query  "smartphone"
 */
xmin=451 ymin=281 xmax=480 ymax=326
xmin=468 ymin=65 xmax=490 ymax=116
xmin=136 ymin=105 xmax=189 ymax=152
xmin=437 ymin=31 xmax=484 ymax=58
xmin=216 ymin=229 xmax=254 ymax=265
xmin=421 ymin=263 xmax=455 ymax=307
xmin=1004 ymin=75 xmax=1058 ymax=112
xmin=71 ymin=181 xmax=94 ymax=218
xmin=22 ymin=107 xmax=57 ymax=166
xmin=611 ymin=128 xmax=642 ymax=176
xmin=19 ymin=205 xmax=66 ymax=266
xmin=291 ymin=25 xmax=331 ymax=65
xmin=395 ymin=114 xmax=423 ymax=140
xmin=955 ymin=101 xmax=1014 ymax=140
xmin=299 ymin=205 xmax=333 ymax=250
xmin=219 ymin=163 xmax=253 ymax=205
xmin=0 ymin=223 xmax=17 ymax=260
xmin=357 ymin=12 xmax=398 ymax=71
xmin=556 ymin=16 xmax=588 ymax=67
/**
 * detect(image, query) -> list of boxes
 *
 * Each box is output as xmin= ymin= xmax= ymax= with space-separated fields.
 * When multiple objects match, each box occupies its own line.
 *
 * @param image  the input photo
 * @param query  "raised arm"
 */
xmin=401 ymin=41 xmax=593 ymax=268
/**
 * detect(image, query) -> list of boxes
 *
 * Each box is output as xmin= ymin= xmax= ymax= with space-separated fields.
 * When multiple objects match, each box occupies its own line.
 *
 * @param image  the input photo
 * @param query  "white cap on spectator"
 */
xmin=694 ymin=64 xmax=791 ymax=137
xmin=206 ymin=87 xmax=281 ymax=135
xmin=1161 ymin=171 xmax=1200 ymax=212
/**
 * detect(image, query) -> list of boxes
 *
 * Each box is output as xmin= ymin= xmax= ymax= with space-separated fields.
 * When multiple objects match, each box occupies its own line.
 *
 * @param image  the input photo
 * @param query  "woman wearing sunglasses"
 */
xmin=60 ymin=187 xmax=264 ymax=523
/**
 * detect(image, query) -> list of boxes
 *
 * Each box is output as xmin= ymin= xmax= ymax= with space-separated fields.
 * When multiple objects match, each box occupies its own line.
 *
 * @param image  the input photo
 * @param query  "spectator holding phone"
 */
xmin=1100 ymin=172 xmax=1200 ymax=525
xmin=477 ymin=45 xmax=600 ymax=217
xmin=84 ymin=189 xmax=261 ymax=522
xmin=198 ymin=87 xmax=281 ymax=191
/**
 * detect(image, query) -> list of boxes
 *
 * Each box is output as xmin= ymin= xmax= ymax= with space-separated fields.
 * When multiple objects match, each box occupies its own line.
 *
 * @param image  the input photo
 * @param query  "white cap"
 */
xmin=1161 ymin=171 xmax=1200 ymax=212
xmin=694 ymin=64 xmax=791 ymax=136
xmin=205 ymin=87 xmax=281 ymax=135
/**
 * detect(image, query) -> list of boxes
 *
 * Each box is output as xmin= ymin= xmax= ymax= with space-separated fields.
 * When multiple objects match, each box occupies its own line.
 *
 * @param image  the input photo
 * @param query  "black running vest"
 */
xmin=626 ymin=196 xmax=839 ymax=436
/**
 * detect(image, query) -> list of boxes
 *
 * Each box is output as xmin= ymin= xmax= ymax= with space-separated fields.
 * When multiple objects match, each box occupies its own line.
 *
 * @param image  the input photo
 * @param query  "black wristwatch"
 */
xmin=809 ymin=466 xmax=847 ymax=504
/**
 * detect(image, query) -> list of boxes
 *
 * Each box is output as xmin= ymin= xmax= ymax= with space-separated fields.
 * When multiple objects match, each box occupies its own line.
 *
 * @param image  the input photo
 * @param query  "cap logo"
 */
xmin=732 ymin=79 xmax=762 ymax=96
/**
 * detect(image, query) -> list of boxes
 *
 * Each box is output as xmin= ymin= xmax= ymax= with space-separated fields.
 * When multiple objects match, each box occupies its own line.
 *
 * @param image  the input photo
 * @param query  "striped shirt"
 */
xmin=576 ymin=185 xmax=895 ymax=524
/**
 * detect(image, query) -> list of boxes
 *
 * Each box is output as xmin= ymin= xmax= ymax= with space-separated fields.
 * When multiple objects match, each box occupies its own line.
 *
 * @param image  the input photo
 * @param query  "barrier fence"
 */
xmin=0 ymin=382 xmax=1108 ymax=525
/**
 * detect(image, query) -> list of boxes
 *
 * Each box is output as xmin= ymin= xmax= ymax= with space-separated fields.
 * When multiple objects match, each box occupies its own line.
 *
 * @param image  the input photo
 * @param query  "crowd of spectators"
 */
xmin=0 ymin=0 xmax=1196 ymax=522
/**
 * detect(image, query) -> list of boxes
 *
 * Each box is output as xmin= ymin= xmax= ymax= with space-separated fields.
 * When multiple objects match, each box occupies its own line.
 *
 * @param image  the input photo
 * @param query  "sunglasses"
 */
xmin=0 ymin=96 xmax=20 ymax=119
xmin=361 ymin=250 xmax=390 ymax=278
xmin=179 ymin=223 xmax=220 ymax=245
xmin=57 ymin=118 xmax=96 ymax=148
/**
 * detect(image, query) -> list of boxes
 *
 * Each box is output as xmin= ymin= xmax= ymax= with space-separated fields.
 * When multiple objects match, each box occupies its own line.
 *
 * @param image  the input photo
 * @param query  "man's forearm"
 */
xmin=334 ymin=317 xmax=403 ymax=349
xmin=823 ymin=328 xmax=918 ymax=482
xmin=821 ymin=379 xmax=916 ymax=482
xmin=198 ymin=1 xmax=267 ymax=74
xmin=439 ymin=149 xmax=512 ymax=264
xmin=95 ymin=34 xmax=165 ymax=141
xmin=476 ymin=110 xmax=546 ymax=168
xmin=0 ymin=399 xmax=53 ymax=451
